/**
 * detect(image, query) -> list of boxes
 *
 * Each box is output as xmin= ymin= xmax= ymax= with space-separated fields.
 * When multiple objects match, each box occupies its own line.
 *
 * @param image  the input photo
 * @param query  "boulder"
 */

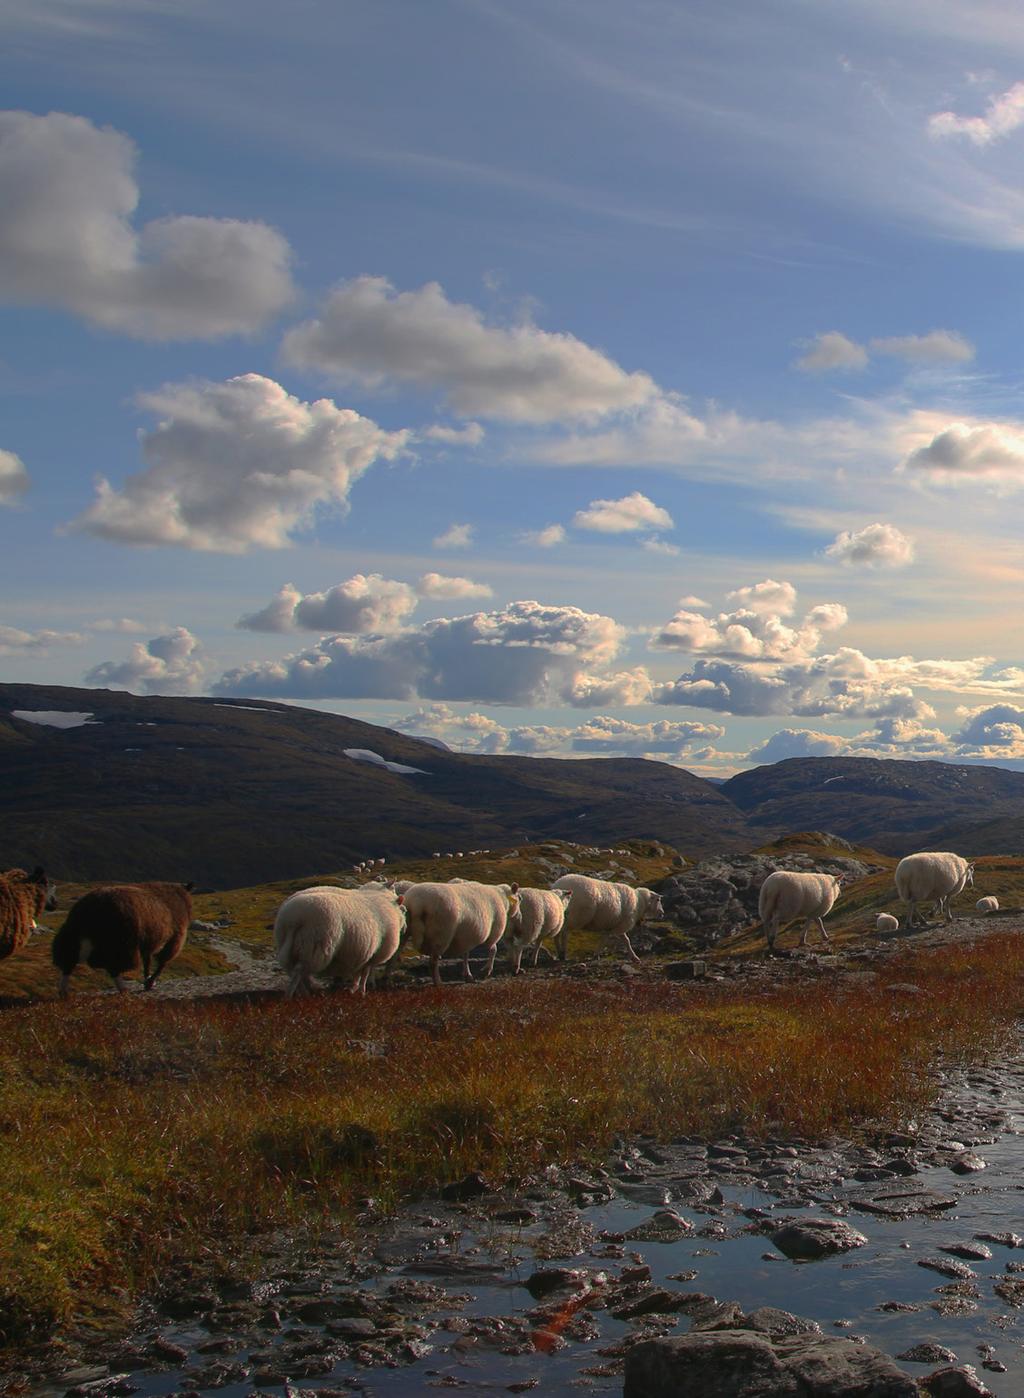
xmin=770 ymin=1219 xmax=868 ymax=1261
xmin=624 ymin=1326 xmax=919 ymax=1397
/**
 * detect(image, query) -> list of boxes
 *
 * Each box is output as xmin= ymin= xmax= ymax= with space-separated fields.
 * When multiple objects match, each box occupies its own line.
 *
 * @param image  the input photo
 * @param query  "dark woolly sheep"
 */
xmin=0 ymin=866 xmax=57 ymax=960
xmin=52 ymin=881 xmax=194 ymax=996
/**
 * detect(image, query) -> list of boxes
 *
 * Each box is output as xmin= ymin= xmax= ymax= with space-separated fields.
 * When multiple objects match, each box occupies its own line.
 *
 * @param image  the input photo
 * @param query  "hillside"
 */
xmin=0 ymin=684 xmax=757 ymax=885
xmin=721 ymin=755 xmax=1024 ymax=854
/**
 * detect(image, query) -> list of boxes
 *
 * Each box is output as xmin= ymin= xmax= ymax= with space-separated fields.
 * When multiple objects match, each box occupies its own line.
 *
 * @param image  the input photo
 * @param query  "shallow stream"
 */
xmin=35 ymin=1051 xmax=1024 ymax=1397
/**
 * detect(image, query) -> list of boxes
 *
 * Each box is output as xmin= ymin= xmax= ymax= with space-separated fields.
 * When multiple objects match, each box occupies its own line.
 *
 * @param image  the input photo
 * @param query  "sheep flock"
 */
xmin=0 ymin=842 xmax=1006 ymax=999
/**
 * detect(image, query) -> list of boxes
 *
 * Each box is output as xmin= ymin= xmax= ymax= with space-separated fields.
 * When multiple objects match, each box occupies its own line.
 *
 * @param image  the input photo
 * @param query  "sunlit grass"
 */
xmin=3 ymin=928 xmax=1024 ymax=1354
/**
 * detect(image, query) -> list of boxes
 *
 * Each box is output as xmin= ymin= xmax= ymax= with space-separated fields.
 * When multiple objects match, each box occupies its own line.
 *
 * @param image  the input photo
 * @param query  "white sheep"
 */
xmin=402 ymin=880 xmax=519 ymax=987
xmin=274 ymin=886 xmax=406 ymax=998
xmin=875 ymin=913 xmax=900 ymax=932
xmin=758 ymin=871 xmax=841 ymax=952
xmin=505 ymin=887 xmax=573 ymax=974
xmin=976 ymin=895 xmax=1000 ymax=914
xmin=894 ymin=852 xmax=974 ymax=929
xmin=550 ymin=875 xmax=664 ymax=963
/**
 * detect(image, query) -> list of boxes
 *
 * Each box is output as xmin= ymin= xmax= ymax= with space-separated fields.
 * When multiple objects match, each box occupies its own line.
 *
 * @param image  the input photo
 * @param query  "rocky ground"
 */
xmin=13 ymin=902 xmax=1024 ymax=1398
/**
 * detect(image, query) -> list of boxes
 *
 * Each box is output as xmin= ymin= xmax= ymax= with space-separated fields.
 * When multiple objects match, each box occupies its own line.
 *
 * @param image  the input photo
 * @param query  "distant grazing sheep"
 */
xmin=976 ymin=896 xmax=1000 ymax=914
xmin=53 ymin=882 xmax=193 ymax=995
xmin=875 ymin=913 xmax=900 ymax=933
xmin=402 ymin=881 xmax=519 ymax=986
xmin=894 ymin=852 xmax=974 ymax=929
xmin=551 ymin=875 xmax=664 ymax=962
xmin=505 ymin=887 xmax=572 ymax=974
xmin=758 ymin=871 xmax=841 ymax=953
xmin=0 ymin=866 xmax=56 ymax=961
xmin=274 ymin=886 xmax=406 ymax=998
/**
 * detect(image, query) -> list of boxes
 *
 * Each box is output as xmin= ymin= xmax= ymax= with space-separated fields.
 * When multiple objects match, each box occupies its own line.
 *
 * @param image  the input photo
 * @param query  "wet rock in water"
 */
xmin=624 ymin=1209 xmax=694 ymax=1243
xmin=744 ymin=1307 xmax=822 ymax=1338
xmin=623 ymin=1326 xmax=918 ymax=1397
xmin=950 ymin=1153 xmax=987 ymax=1175
xmin=877 ymin=1301 xmax=921 ymax=1312
xmin=920 ymin=1366 xmax=995 ymax=1396
xmin=940 ymin=1242 xmax=993 ymax=1261
xmin=849 ymin=1183 xmax=958 ymax=1219
xmin=611 ymin=1288 xmax=697 ymax=1319
xmin=440 ymin=1171 xmax=490 ymax=1201
xmin=899 ymin=1343 xmax=959 ymax=1363
xmin=993 ymin=1277 xmax=1024 ymax=1306
xmin=769 ymin=1219 xmax=868 ymax=1261
xmin=523 ymin=1267 xmax=590 ymax=1298
xmin=976 ymin=1231 xmax=1024 ymax=1249
xmin=918 ymin=1257 xmax=977 ymax=1281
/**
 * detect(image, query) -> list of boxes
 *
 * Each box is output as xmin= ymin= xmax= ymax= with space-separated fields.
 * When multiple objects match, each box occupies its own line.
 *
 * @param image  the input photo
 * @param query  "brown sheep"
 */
xmin=0 ymin=866 xmax=57 ymax=960
xmin=52 ymin=881 xmax=194 ymax=996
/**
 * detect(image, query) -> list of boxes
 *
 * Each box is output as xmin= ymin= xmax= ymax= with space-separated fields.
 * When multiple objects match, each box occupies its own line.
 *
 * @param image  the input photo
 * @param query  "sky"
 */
xmin=7 ymin=0 xmax=1024 ymax=775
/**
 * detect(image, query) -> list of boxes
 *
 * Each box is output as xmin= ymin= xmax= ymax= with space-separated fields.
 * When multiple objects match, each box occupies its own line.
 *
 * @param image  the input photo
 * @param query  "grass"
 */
xmin=4 ymin=926 xmax=1024 ymax=1361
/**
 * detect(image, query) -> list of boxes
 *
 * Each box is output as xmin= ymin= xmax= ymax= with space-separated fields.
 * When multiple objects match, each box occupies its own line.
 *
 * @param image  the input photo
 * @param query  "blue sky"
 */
xmin=7 ymin=0 xmax=1024 ymax=772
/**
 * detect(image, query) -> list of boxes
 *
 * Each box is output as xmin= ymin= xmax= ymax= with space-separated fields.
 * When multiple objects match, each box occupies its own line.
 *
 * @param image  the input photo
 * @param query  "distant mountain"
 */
xmin=721 ymin=756 xmax=1024 ymax=855
xmin=0 ymin=684 xmax=758 ymax=886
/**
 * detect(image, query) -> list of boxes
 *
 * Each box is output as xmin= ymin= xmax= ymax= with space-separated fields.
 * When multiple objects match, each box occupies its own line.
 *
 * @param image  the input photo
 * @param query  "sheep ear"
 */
xmin=396 ymin=893 xmax=405 ymax=907
xmin=30 ymin=865 xmax=45 ymax=881
xmin=184 ymin=881 xmax=196 ymax=893
xmin=510 ymin=882 xmax=519 ymax=894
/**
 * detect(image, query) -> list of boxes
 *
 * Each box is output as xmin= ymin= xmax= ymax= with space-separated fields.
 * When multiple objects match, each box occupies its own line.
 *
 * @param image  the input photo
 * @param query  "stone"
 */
xmin=744 ymin=1307 xmax=822 ymax=1338
xmin=898 ymin=1343 xmax=958 ymax=1363
xmin=918 ymin=1257 xmax=976 ymax=1281
xmin=976 ymin=1231 xmax=1024 ymax=1248
xmin=993 ymin=1277 xmax=1024 ymax=1306
xmin=769 ymin=1219 xmax=868 ymax=1261
xmin=440 ymin=1171 xmax=490 ymax=1201
xmin=950 ymin=1153 xmax=987 ymax=1174
xmin=523 ymin=1267 xmax=590 ymax=1298
xmin=940 ymin=1242 xmax=992 ymax=1261
xmin=623 ymin=1327 xmax=918 ymax=1397
xmin=921 ymin=1367 xmax=994 ymax=1396
xmin=848 ymin=1183 xmax=958 ymax=1218
xmin=624 ymin=1209 xmax=694 ymax=1243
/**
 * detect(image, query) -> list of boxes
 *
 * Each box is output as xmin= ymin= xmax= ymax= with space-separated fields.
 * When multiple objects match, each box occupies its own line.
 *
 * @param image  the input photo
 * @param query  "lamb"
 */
xmin=894 ymin=852 xmax=974 ymax=929
xmin=274 ymin=886 xmax=406 ymax=998
xmin=0 ymin=866 xmax=56 ymax=961
xmin=758 ymin=871 xmax=841 ymax=952
xmin=52 ymin=881 xmax=193 ymax=995
xmin=505 ymin=887 xmax=572 ymax=974
xmin=976 ymin=896 xmax=1000 ymax=914
xmin=402 ymin=880 xmax=519 ymax=987
xmin=550 ymin=875 xmax=664 ymax=963
xmin=875 ymin=913 xmax=900 ymax=932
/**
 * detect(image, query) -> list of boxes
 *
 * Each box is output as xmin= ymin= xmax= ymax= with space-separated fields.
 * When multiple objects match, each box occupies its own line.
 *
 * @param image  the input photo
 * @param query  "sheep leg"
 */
xmin=58 ymin=973 xmax=71 ymax=999
xmin=484 ymin=943 xmax=499 ymax=978
xmin=431 ymin=954 xmax=442 ymax=989
xmin=145 ymin=941 xmax=178 ymax=991
xmin=141 ymin=949 xmax=153 ymax=989
xmin=765 ymin=915 xmax=778 ymax=953
xmin=620 ymin=931 xmax=641 ymax=963
xmin=462 ymin=954 xmax=475 ymax=981
xmin=556 ymin=926 xmax=568 ymax=961
xmin=286 ymin=965 xmax=307 ymax=998
xmin=113 ymin=975 xmax=129 ymax=994
xmin=512 ymin=947 xmax=524 ymax=975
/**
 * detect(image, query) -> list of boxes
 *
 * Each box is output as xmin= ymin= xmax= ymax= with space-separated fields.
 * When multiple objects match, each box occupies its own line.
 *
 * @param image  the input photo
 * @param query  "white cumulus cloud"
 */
xmin=282 ymin=276 xmax=656 ymax=424
xmin=85 ymin=626 xmax=203 ymax=694
xmin=902 ymin=422 xmax=1024 ymax=479
xmin=795 ymin=331 xmax=868 ymax=373
xmin=217 ymin=600 xmax=625 ymax=706
xmin=69 ymin=374 xmax=409 ymax=551
xmin=433 ymin=521 xmax=474 ymax=549
xmin=823 ymin=522 xmax=915 ymax=569
xmin=416 ymin=572 xmax=492 ymax=600
xmin=870 ymin=330 xmax=975 ymax=364
xmin=521 ymin=523 xmax=566 ymax=548
xmin=422 ymin=422 xmax=485 ymax=445
xmin=238 ymin=575 xmax=419 ymax=634
xmin=0 ymin=624 xmax=82 ymax=654
xmin=0 ymin=111 xmax=293 ymax=339
xmin=0 ymin=448 xmax=29 ymax=503
xmin=572 ymin=491 xmax=673 ymax=534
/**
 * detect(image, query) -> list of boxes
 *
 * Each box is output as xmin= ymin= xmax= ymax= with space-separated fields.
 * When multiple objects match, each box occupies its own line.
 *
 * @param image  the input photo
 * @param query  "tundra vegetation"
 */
xmin=2 ymin=837 xmax=1024 ymax=1362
